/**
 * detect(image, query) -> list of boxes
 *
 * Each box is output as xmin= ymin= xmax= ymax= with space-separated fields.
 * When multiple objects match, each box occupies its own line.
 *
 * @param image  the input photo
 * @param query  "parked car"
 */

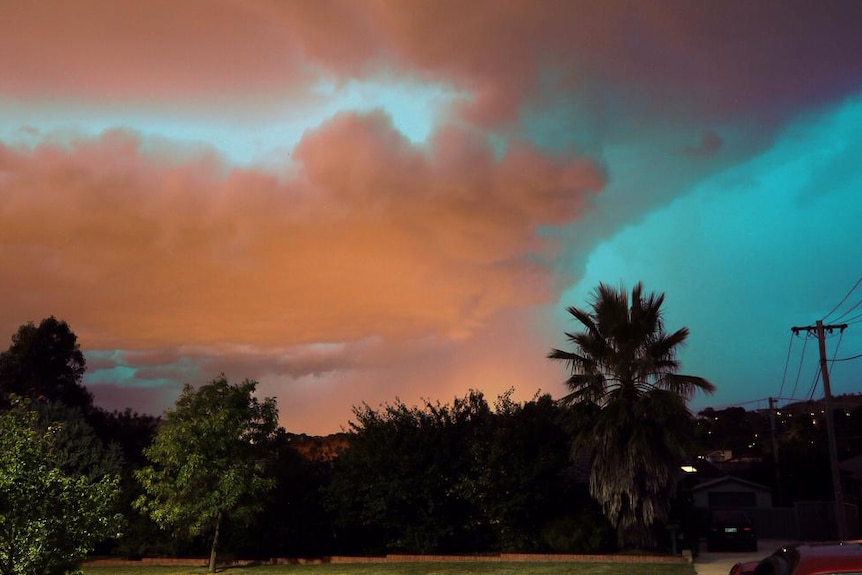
xmin=729 ymin=541 xmax=862 ymax=575
xmin=729 ymin=558 xmax=760 ymax=575
xmin=708 ymin=509 xmax=757 ymax=552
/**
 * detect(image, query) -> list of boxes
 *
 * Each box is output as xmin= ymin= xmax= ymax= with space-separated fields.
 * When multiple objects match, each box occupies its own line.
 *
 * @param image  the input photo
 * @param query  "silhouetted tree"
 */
xmin=325 ymin=391 xmax=494 ymax=554
xmin=228 ymin=430 xmax=338 ymax=558
xmin=0 ymin=317 xmax=91 ymax=410
xmin=549 ymin=282 xmax=715 ymax=549
xmin=457 ymin=392 xmax=575 ymax=551
xmin=324 ymin=391 xmax=604 ymax=554
xmin=86 ymin=408 xmax=166 ymax=558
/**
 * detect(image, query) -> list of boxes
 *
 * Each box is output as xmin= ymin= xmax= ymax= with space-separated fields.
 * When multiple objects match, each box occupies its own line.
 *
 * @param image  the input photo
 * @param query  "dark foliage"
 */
xmin=86 ymin=408 xmax=169 ymax=558
xmin=0 ymin=317 xmax=91 ymax=410
xmin=324 ymin=390 xmax=612 ymax=555
xmin=227 ymin=430 xmax=338 ymax=558
xmin=549 ymin=282 xmax=715 ymax=549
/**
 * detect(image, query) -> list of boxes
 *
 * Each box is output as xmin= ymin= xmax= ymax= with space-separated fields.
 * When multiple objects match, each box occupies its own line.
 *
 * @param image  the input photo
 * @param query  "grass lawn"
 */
xmin=82 ymin=562 xmax=696 ymax=575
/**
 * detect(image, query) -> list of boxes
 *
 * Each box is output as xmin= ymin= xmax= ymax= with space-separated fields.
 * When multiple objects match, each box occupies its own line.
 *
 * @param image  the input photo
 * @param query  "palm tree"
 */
xmin=548 ymin=282 xmax=715 ymax=549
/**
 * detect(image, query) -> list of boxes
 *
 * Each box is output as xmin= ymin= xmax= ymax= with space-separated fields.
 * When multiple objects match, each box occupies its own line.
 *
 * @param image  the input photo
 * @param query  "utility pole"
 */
xmin=768 ymin=397 xmax=784 ymax=505
xmin=791 ymin=321 xmax=848 ymax=539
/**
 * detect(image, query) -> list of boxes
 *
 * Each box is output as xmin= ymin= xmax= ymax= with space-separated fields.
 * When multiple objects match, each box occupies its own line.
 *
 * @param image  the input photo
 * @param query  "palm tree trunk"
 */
xmin=208 ymin=512 xmax=222 ymax=574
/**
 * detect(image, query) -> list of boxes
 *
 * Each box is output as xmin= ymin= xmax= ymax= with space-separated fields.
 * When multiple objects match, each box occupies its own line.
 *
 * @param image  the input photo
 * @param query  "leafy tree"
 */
xmin=548 ymin=282 xmax=715 ymax=549
xmin=30 ymin=402 xmax=124 ymax=488
xmin=456 ymin=392 xmax=576 ymax=552
xmin=325 ymin=391 xmax=494 ymax=554
xmin=134 ymin=376 xmax=279 ymax=573
xmin=0 ymin=398 xmax=122 ymax=575
xmin=0 ymin=317 xmax=91 ymax=410
xmin=325 ymin=391 xmax=603 ymax=554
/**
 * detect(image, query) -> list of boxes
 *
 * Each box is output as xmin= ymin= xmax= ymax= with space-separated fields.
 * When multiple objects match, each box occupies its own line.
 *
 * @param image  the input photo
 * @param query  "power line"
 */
xmin=833 ymin=296 xmax=862 ymax=322
xmin=842 ymin=309 xmax=862 ymax=325
xmin=831 ymin=328 xmax=844 ymax=365
xmin=805 ymin=364 xmax=822 ymax=402
xmin=790 ymin=333 xmax=809 ymax=399
xmin=824 ymin=274 xmax=862 ymax=321
xmin=833 ymin=352 xmax=862 ymax=362
xmin=777 ymin=332 xmax=795 ymax=398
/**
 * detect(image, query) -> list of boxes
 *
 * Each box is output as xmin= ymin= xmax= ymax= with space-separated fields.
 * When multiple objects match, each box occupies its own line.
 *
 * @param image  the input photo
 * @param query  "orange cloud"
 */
xmin=0 ymin=113 xmax=602 ymax=354
xmin=0 ymin=0 xmax=312 ymax=109
xmin=5 ymin=1 xmax=860 ymax=126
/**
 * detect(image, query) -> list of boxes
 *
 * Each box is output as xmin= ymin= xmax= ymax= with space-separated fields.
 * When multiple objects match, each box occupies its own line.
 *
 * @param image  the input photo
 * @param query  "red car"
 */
xmin=729 ymin=541 xmax=862 ymax=575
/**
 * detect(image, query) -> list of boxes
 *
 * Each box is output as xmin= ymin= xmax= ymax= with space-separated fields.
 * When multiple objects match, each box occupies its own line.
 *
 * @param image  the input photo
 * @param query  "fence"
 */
xmin=744 ymin=501 xmax=860 ymax=540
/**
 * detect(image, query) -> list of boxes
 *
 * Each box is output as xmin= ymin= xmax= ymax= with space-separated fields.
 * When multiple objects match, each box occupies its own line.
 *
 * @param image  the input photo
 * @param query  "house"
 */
xmin=692 ymin=475 xmax=773 ymax=509
xmin=690 ymin=475 xmax=802 ymax=539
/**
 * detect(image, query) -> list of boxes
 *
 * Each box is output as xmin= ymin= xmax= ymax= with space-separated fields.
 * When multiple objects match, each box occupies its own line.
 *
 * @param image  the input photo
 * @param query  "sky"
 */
xmin=2 ymin=0 xmax=862 ymax=434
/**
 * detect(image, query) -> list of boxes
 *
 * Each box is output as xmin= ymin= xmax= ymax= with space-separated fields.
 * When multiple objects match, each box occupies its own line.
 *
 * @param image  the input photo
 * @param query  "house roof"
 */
xmin=685 ymin=456 xmax=727 ymax=479
xmin=692 ymin=474 xmax=771 ymax=493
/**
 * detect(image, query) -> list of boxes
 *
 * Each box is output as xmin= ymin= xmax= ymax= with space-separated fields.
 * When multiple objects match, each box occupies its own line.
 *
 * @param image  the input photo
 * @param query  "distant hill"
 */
xmin=286 ymin=432 xmax=350 ymax=461
xmin=777 ymin=393 xmax=862 ymax=414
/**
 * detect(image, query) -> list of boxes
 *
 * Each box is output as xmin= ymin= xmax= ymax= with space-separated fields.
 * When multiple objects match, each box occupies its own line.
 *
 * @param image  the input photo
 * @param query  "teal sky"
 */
xmin=556 ymin=95 xmax=862 ymax=411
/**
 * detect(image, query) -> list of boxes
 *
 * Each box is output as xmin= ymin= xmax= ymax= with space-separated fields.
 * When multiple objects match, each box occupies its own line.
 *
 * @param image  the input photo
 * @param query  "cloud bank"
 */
xmin=0 ymin=109 xmax=601 ymax=430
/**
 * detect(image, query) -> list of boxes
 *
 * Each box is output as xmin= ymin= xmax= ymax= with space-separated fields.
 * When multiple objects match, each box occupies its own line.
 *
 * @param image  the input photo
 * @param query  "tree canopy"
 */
xmin=0 ymin=398 xmax=122 ymax=575
xmin=134 ymin=376 xmax=279 ymax=573
xmin=325 ymin=390 xmax=602 ymax=554
xmin=549 ymin=282 xmax=715 ymax=549
xmin=325 ymin=391 xmax=492 ymax=554
xmin=0 ymin=317 xmax=91 ymax=411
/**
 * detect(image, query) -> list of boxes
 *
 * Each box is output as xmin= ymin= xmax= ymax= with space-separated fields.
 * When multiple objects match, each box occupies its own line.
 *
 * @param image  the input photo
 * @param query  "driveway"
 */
xmin=693 ymin=540 xmax=794 ymax=575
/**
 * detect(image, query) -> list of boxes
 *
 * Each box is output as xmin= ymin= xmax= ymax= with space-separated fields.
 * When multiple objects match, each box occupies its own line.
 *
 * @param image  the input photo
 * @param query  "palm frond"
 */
xmin=660 ymin=373 xmax=716 ymax=399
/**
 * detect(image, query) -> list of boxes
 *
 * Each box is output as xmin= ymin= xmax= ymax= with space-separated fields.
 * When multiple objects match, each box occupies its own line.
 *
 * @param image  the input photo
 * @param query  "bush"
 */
xmin=541 ymin=513 xmax=615 ymax=554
